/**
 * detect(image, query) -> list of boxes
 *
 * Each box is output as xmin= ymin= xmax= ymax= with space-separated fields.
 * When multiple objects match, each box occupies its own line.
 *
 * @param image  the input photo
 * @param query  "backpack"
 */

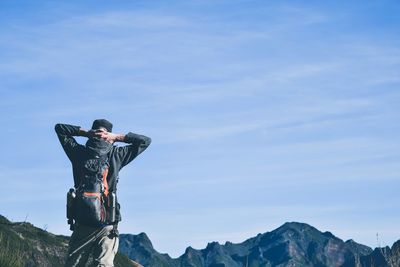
xmin=67 ymin=153 xmax=116 ymax=228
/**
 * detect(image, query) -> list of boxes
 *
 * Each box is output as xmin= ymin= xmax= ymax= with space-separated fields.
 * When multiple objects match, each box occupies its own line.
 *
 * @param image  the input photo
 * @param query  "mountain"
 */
xmin=359 ymin=240 xmax=400 ymax=267
xmin=0 ymin=215 xmax=139 ymax=267
xmin=119 ymin=222 xmax=399 ymax=267
xmin=119 ymin=232 xmax=178 ymax=267
xmin=1 ymin=214 xmax=399 ymax=267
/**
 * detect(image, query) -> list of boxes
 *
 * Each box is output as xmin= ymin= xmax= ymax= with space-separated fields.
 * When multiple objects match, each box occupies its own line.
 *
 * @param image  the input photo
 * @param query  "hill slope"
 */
xmin=0 ymin=215 xmax=138 ymax=267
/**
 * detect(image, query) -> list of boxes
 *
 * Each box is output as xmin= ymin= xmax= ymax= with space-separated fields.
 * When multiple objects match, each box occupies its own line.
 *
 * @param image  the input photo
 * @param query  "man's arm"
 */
xmin=54 ymin=123 xmax=94 ymax=161
xmin=98 ymin=131 xmax=151 ymax=169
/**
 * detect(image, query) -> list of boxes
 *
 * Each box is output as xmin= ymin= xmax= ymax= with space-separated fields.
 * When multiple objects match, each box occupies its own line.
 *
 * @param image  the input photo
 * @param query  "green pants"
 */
xmin=65 ymin=224 xmax=119 ymax=267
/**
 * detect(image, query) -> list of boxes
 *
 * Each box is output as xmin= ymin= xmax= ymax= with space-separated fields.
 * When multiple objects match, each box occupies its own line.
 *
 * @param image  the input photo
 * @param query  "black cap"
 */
xmin=91 ymin=119 xmax=113 ymax=132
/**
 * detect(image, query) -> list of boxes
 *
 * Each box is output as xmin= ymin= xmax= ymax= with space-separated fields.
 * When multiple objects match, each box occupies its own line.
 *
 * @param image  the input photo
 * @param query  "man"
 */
xmin=55 ymin=119 xmax=151 ymax=267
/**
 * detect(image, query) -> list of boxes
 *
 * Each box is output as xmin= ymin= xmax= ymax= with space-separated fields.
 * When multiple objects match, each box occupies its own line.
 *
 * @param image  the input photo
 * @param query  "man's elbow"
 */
xmin=54 ymin=123 xmax=62 ymax=133
xmin=144 ymin=136 xmax=152 ymax=147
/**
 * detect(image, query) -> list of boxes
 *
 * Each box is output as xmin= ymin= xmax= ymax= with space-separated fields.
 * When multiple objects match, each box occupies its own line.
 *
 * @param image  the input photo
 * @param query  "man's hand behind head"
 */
xmin=86 ymin=129 xmax=101 ymax=139
xmin=95 ymin=130 xmax=119 ymax=144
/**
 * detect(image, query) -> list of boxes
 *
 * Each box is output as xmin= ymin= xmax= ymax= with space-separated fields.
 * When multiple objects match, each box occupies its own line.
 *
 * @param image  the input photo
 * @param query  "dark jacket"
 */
xmin=55 ymin=123 xmax=151 ymax=223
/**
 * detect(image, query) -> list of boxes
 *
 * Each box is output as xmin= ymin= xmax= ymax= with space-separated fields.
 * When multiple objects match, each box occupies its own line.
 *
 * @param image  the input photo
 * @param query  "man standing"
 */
xmin=55 ymin=119 xmax=151 ymax=267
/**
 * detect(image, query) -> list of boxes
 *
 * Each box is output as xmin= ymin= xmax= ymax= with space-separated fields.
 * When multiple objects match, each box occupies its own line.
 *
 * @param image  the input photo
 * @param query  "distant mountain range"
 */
xmin=119 ymin=222 xmax=400 ymax=267
xmin=1 ymin=214 xmax=399 ymax=267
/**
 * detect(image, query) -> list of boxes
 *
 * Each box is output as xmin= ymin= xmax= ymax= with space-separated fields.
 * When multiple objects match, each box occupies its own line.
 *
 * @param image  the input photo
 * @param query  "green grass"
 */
xmin=0 ymin=215 xmax=69 ymax=266
xmin=0 ymin=232 xmax=24 ymax=267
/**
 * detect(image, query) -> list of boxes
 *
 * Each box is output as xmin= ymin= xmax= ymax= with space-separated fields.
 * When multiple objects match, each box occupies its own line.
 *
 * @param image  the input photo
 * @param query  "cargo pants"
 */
xmin=65 ymin=224 xmax=119 ymax=267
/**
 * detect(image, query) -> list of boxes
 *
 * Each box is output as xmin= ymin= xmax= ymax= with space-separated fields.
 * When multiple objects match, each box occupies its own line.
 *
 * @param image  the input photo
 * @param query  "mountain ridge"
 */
xmin=119 ymin=221 xmax=398 ymax=267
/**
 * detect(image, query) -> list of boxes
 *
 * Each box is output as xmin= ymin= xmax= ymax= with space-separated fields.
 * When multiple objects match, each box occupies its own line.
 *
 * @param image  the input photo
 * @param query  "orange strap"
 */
xmin=103 ymin=168 xmax=109 ymax=197
xmin=83 ymin=192 xmax=101 ymax=197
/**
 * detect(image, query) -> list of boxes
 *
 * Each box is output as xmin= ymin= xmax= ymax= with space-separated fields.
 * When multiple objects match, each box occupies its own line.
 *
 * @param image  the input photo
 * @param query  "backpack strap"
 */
xmin=110 ymin=223 xmax=119 ymax=238
xmin=102 ymin=163 xmax=109 ymax=197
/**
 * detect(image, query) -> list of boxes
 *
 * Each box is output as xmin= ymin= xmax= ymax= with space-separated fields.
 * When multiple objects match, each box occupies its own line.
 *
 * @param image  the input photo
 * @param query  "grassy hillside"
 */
xmin=0 ymin=215 xmax=137 ymax=267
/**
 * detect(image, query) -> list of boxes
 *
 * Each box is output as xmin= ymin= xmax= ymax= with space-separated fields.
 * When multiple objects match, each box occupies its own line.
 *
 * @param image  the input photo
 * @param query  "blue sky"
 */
xmin=1 ymin=0 xmax=399 ymax=257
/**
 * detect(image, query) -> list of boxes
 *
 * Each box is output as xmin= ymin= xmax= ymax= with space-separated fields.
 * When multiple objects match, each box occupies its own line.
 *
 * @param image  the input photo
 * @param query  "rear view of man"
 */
xmin=55 ymin=119 xmax=151 ymax=267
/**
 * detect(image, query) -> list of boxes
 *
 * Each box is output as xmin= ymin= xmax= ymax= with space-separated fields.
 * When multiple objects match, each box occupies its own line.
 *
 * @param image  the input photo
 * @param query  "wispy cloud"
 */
xmin=71 ymin=11 xmax=189 ymax=29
